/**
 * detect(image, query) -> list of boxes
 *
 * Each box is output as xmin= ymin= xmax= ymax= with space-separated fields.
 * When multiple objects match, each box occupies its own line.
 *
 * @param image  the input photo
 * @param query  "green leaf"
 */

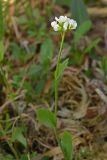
xmin=28 ymin=64 xmax=42 ymax=80
xmin=5 ymin=114 xmax=12 ymax=132
xmin=71 ymin=0 xmax=90 ymax=26
xmin=12 ymin=75 xmax=22 ymax=88
xmin=0 ymin=153 xmax=14 ymax=160
xmin=101 ymin=57 xmax=107 ymax=76
xmin=60 ymin=131 xmax=73 ymax=160
xmin=41 ymin=156 xmax=49 ymax=160
xmin=0 ymin=0 xmax=4 ymax=62
xmin=35 ymin=79 xmax=46 ymax=95
xmin=40 ymin=38 xmax=53 ymax=66
xmin=10 ymin=42 xmax=25 ymax=62
xmin=0 ymin=66 xmax=5 ymax=84
xmin=18 ymin=15 xmax=28 ymax=25
xmin=0 ymin=0 xmax=4 ymax=41
xmin=20 ymin=155 xmax=28 ymax=160
xmin=56 ymin=58 xmax=68 ymax=80
xmin=55 ymin=0 xmax=71 ymax=6
xmin=12 ymin=127 xmax=27 ymax=147
xmin=74 ymin=20 xmax=92 ymax=44
xmin=0 ymin=41 xmax=4 ymax=62
xmin=37 ymin=108 xmax=57 ymax=129
xmin=72 ymin=51 xmax=85 ymax=66
xmin=85 ymin=38 xmax=101 ymax=53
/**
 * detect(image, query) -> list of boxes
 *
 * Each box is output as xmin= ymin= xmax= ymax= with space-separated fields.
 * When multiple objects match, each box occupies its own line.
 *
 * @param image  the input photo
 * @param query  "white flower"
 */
xmin=51 ymin=16 xmax=77 ymax=32
xmin=51 ymin=21 xmax=59 ymax=31
xmin=55 ymin=16 xmax=68 ymax=23
xmin=51 ymin=21 xmax=57 ymax=27
xmin=68 ymin=19 xmax=77 ymax=29
xmin=53 ymin=24 xmax=59 ymax=31
xmin=63 ymin=21 xmax=69 ymax=31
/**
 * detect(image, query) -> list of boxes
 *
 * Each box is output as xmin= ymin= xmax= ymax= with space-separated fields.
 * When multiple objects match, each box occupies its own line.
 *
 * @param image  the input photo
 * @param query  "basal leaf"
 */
xmin=35 ymin=79 xmax=46 ymax=95
xmin=20 ymin=154 xmax=28 ymax=160
xmin=74 ymin=20 xmax=92 ymax=44
xmin=101 ymin=57 xmax=107 ymax=76
xmin=71 ymin=0 xmax=90 ymax=26
xmin=0 ymin=0 xmax=4 ymax=62
xmin=40 ymin=38 xmax=53 ymax=66
xmin=55 ymin=0 xmax=71 ymax=6
xmin=12 ymin=127 xmax=27 ymax=147
xmin=85 ymin=38 xmax=101 ymax=53
xmin=60 ymin=131 xmax=73 ymax=160
xmin=28 ymin=64 xmax=42 ymax=79
xmin=0 ymin=41 xmax=4 ymax=62
xmin=37 ymin=108 xmax=57 ymax=129
xmin=0 ymin=0 xmax=4 ymax=41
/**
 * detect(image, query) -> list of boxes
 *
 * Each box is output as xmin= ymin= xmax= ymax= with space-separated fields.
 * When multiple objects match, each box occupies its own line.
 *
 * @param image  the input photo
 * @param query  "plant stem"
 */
xmin=54 ymin=32 xmax=65 ymax=150
xmin=0 ymin=123 xmax=19 ymax=160
xmin=27 ymin=153 xmax=31 ymax=160
xmin=54 ymin=32 xmax=65 ymax=117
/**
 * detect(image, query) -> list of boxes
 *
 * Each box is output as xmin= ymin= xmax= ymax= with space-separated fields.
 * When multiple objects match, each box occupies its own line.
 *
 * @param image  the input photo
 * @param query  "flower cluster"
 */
xmin=51 ymin=16 xmax=77 ymax=32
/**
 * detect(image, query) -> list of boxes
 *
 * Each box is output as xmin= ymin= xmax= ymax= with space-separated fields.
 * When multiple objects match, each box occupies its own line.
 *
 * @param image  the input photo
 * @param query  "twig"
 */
xmin=95 ymin=88 xmax=107 ymax=104
xmin=0 ymin=91 xmax=25 ymax=113
xmin=88 ymin=7 xmax=107 ymax=17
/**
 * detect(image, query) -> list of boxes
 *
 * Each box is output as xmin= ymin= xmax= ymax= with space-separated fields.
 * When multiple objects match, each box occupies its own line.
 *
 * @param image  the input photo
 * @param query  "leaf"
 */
xmin=55 ymin=0 xmax=71 ymax=6
xmin=0 ymin=0 xmax=4 ymax=62
xmin=12 ymin=75 xmax=22 ymax=88
xmin=28 ymin=64 xmax=42 ymax=80
xmin=72 ymin=51 xmax=85 ymax=66
xmin=60 ymin=131 xmax=73 ymax=160
xmin=71 ymin=0 xmax=90 ymax=26
xmin=12 ymin=127 xmax=27 ymax=147
xmin=74 ymin=20 xmax=92 ymax=44
xmin=0 ymin=66 xmax=5 ymax=84
xmin=85 ymin=38 xmax=101 ymax=53
xmin=20 ymin=155 xmax=28 ymax=160
xmin=101 ymin=57 xmax=107 ymax=76
xmin=18 ymin=15 xmax=28 ymax=25
xmin=10 ymin=42 xmax=25 ymax=61
xmin=0 ymin=0 xmax=4 ymax=41
xmin=5 ymin=114 xmax=12 ymax=132
xmin=41 ymin=156 xmax=49 ymax=160
xmin=55 ymin=58 xmax=68 ymax=80
xmin=36 ymin=108 xmax=57 ymax=129
xmin=0 ymin=40 xmax=4 ymax=62
xmin=35 ymin=79 xmax=46 ymax=95
xmin=40 ymin=38 xmax=53 ymax=66
xmin=0 ymin=153 xmax=14 ymax=160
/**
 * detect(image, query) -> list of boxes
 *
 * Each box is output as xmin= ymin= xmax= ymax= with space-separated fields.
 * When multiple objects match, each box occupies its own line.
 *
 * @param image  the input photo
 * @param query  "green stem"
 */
xmin=54 ymin=128 xmax=59 ymax=144
xmin=27 ymin=153 xmax=31 ymax=160
xmin=54 ymin=32 xmax=65 ymax=117
xmin=0 ymin=123 xmax=19 ymax=160
xmin=0 ymin=65 xmax=12 ymax=97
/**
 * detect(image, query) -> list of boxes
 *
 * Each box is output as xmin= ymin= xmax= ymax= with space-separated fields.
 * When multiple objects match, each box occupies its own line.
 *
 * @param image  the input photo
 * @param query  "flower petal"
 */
xmin=51 ymin=21 xmax=57 ymax=27
xmin=63 ymin=21 xmax=69 ymax=31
